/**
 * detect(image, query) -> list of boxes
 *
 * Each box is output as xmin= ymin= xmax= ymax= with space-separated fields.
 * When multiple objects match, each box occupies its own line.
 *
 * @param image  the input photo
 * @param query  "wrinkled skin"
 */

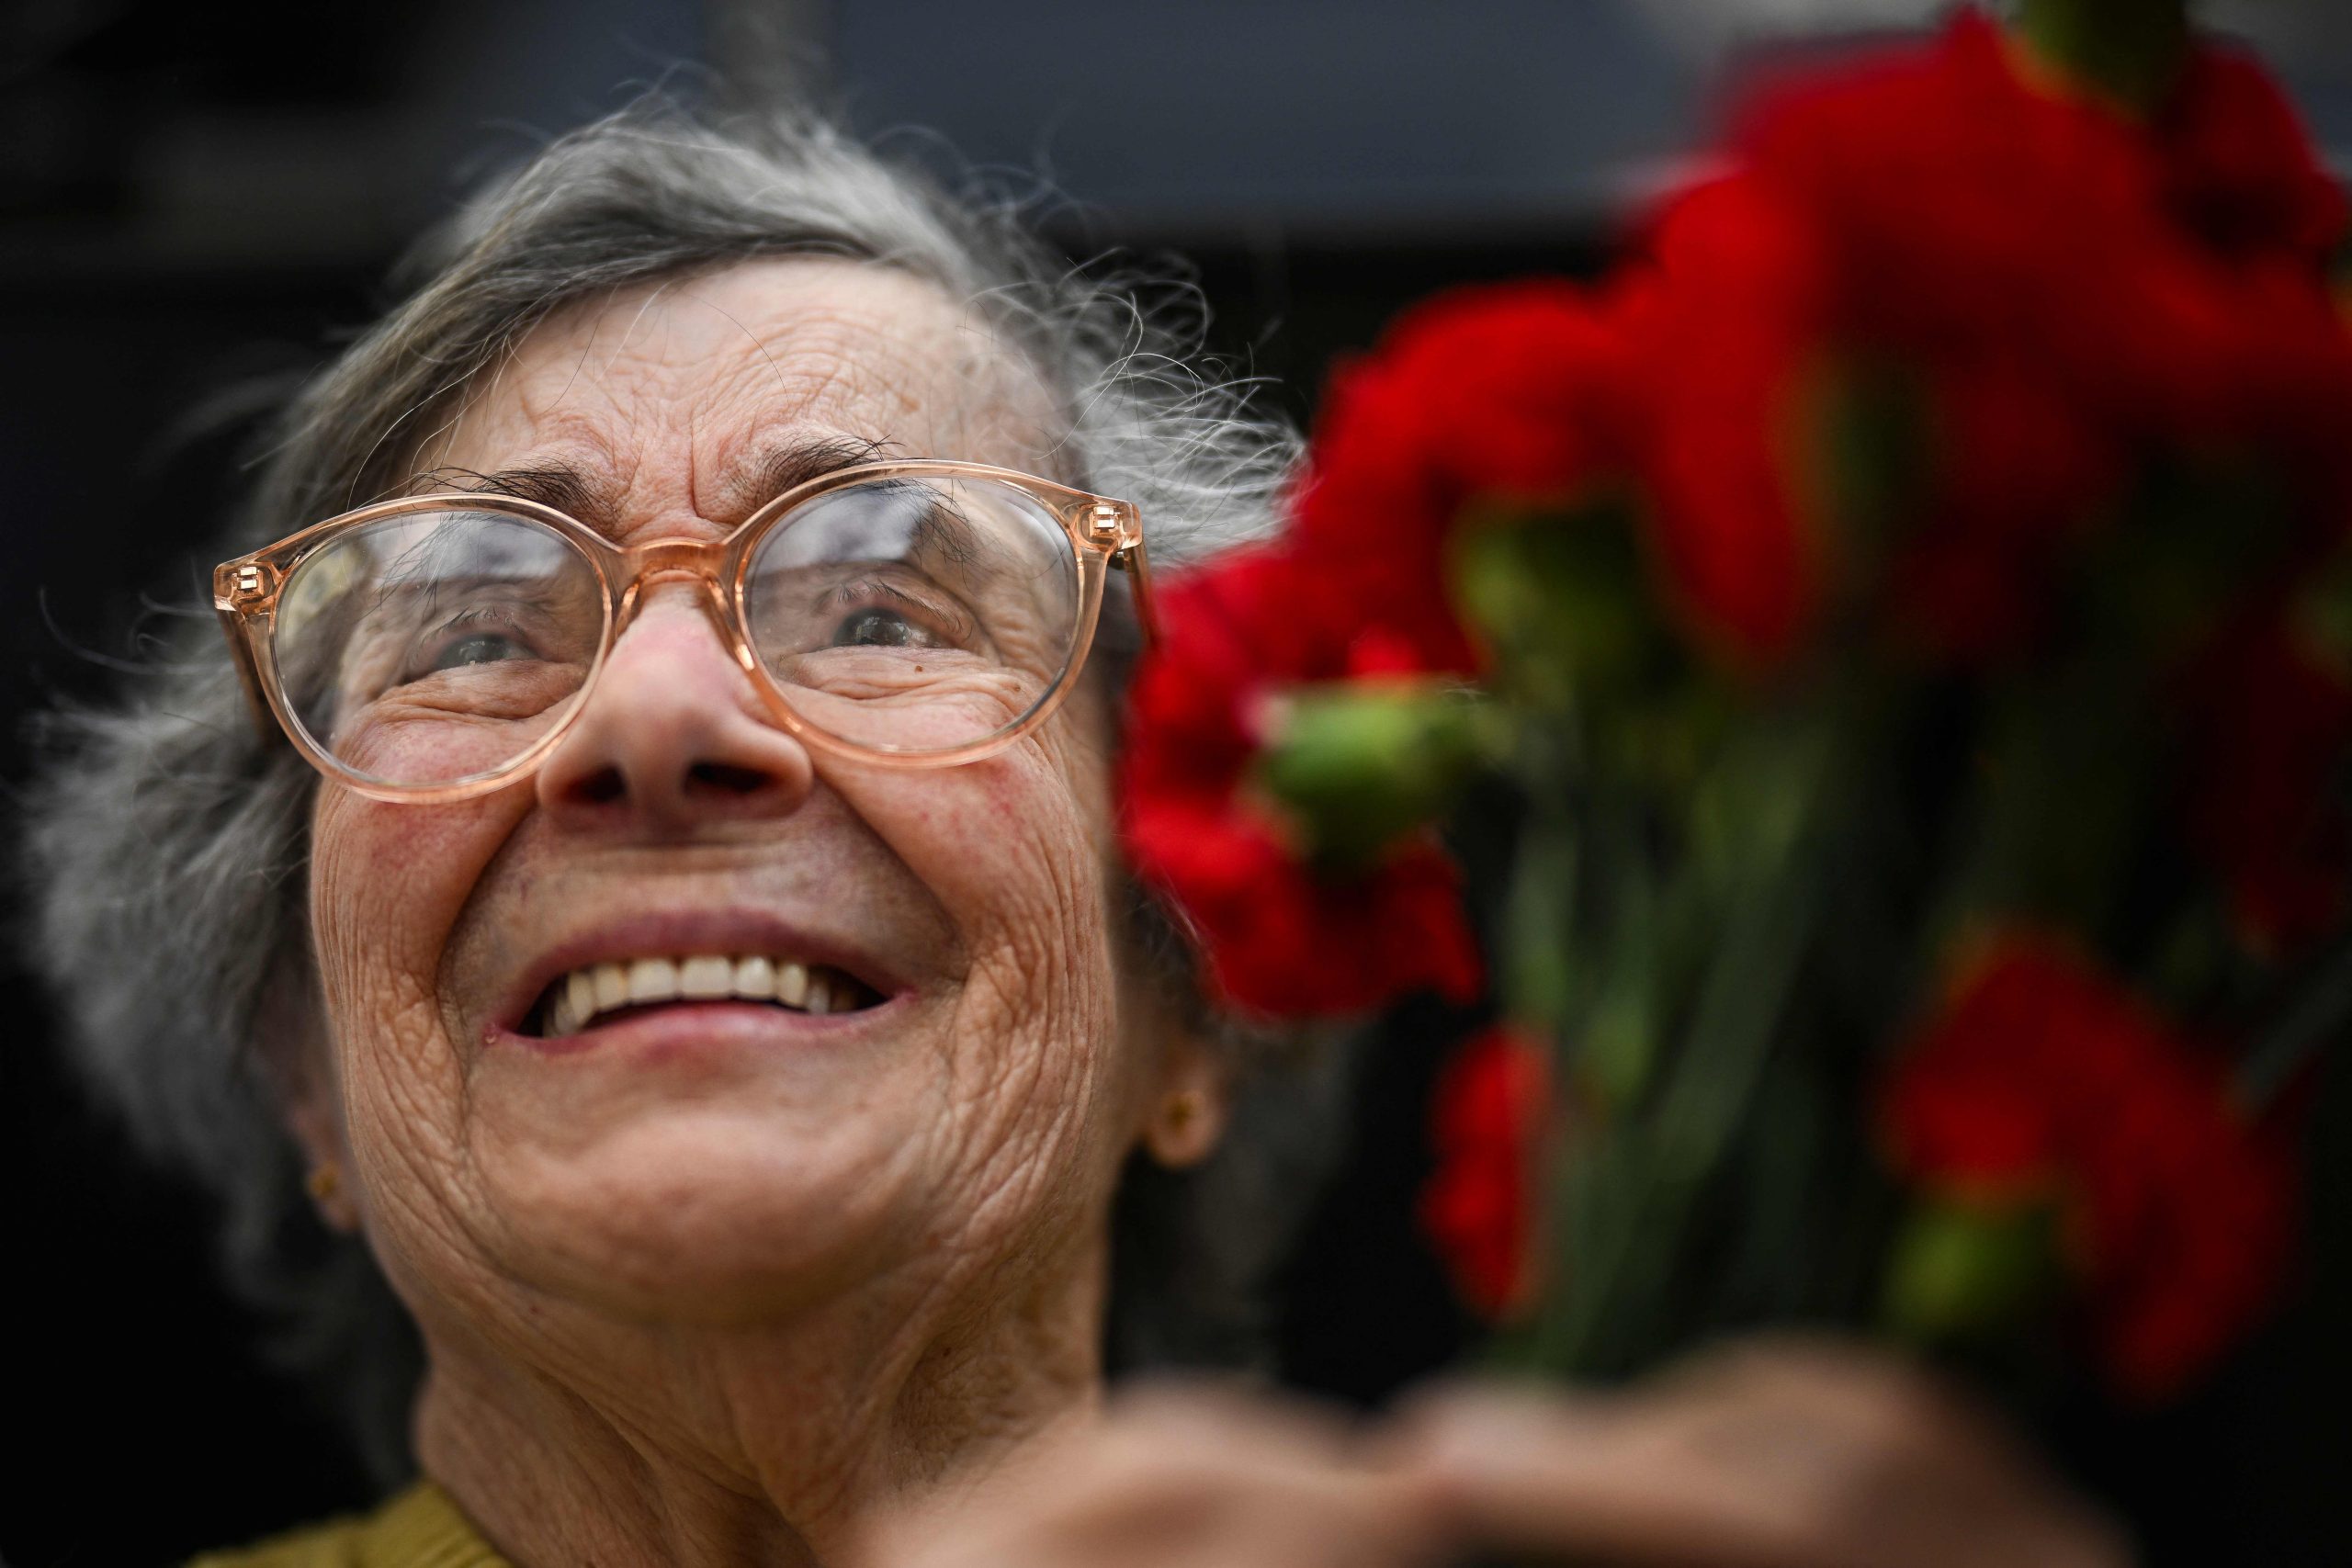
xmin=290 ymin=258 xmax=1223 ymax=1567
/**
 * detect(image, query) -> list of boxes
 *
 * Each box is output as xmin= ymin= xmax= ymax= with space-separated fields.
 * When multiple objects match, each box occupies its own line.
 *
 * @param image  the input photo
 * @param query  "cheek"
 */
xmin=308 ymin=786 xmax=529 ymax=1191
xmin=842 ymin=731 xmax=1133 ymax=1202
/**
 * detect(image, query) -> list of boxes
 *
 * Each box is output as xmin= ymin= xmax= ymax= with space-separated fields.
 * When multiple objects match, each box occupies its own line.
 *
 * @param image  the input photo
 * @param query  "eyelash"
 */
xmin=408 ymin=606 xmax=537 ymax=666
xmin=825 ymin=579 xmax=976 ymax=645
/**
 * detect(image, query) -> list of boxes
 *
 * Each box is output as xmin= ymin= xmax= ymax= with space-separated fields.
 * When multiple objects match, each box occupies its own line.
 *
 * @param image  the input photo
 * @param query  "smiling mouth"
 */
xmin=525 ymin=954 xmax=885 ymax=1039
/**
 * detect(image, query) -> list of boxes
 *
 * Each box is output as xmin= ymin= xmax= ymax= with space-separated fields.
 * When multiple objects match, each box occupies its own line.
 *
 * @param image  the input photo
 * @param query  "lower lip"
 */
xmin=490 ymin=993 xmax=908 ymax=1060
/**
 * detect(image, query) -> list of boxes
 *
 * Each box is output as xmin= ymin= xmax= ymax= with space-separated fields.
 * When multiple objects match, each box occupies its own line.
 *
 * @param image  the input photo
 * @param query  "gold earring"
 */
xmin=1163 ymin=1090 xmax=1204 ymax=1132
xmin=306 ymin=1163 xmax=342 ymax=1204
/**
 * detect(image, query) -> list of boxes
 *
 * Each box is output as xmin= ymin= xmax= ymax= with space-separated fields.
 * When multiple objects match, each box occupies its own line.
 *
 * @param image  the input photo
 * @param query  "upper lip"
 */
xmin=488 ymin=907 xmax=913 ymax=1035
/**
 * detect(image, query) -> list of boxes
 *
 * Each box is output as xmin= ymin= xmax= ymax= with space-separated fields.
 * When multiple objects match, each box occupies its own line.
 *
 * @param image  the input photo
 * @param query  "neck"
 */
xmin=411 ymin=1245 xmax=1108 ymax=1567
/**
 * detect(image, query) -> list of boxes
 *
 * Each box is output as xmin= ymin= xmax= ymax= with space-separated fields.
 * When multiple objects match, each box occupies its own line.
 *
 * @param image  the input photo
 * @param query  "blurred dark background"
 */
xmin=6 ymin=2 xmax=2348 ymax=1562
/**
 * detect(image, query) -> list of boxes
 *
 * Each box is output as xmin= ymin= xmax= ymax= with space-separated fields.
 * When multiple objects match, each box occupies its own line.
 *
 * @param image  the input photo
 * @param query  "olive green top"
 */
xmin=188 ymin=1481 xmax=511 ymax=1568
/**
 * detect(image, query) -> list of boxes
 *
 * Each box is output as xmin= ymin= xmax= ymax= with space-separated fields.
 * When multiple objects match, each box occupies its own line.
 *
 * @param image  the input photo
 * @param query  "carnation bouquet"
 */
xmin=1121 ymin=0 xmax=2348 ymax=1412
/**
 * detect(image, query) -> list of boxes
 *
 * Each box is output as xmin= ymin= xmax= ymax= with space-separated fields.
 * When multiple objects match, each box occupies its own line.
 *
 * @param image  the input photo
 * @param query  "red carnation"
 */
xmin=2177 ymin=604 xmax=2352 ymax=957
xmin=1290 ymin=282 xmax=1636 ymax=675
xmin=1420 ymin=1024 xmax=1555 ymax=1320
xmin=1660 ymin=9 xmax=2350 ymax=666
xmin=1883 ymin=935 xmax=2297 ymax=1401
xmin=1120 ymin=547 xmax=1482 ymax=1018
xmin=2154 ymin=40 xmax=2347 ymax=269
xmin=1621 ymin=175 xmax=1828 ymax=670
xmin=1740 ymin=14 xmax=2179 ymax=654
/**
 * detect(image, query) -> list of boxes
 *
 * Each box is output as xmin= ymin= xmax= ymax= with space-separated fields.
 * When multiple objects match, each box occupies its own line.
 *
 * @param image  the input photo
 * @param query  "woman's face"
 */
xmin=301 ymin=259 xmax=1182 ymax=1350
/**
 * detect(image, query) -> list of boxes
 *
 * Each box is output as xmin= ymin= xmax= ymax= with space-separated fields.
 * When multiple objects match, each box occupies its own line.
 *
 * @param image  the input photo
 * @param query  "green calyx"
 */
xmin=2018 ymin=0 xmax=2191 ymax=116
xmin=1252 ymin=682 xmax=1504 ymax=873
xmin=1881 ymin=1190 xmax=2063 ymax=1347
xmin=1450 ymin=499 xmax=1653 ymax=713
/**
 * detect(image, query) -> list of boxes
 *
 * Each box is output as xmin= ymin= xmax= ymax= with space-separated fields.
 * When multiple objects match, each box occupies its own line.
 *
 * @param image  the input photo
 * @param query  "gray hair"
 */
xmin=21 ymin=100 xmax=1326 ymax=1483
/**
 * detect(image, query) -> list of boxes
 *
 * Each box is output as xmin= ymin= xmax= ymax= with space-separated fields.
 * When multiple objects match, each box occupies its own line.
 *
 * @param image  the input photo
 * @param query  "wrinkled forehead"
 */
xmin=416 ymin=256 xmax=1069 ymax=525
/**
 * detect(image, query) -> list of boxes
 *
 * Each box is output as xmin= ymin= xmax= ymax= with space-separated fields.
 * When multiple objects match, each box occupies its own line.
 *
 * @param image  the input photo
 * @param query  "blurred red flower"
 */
xmin=1291 ymin=281 xmax=1636 ymax=674
xmin=2154 ymin=40 xmax=2347 ymax=268
xmin=1736 ymin=12 xmax=2256 ymax=430
xmin=2177 ymin=609 xmax=2352 ymax=957
xmin=1119 ymin=547 xmax=1482 ymax=1017
xmin=1621 ymin=176 xmax=1828 ymax=670
xmin=1733 ymin=12 xmax=2200 ymax=660
xmin=1632 ymin=9 xmax=2352 ymax=666
xmin=1420 ymin=1024 xmax=1555 ymax=1320
xmin=1883 ymin=935 xmax=2297 ymax=1401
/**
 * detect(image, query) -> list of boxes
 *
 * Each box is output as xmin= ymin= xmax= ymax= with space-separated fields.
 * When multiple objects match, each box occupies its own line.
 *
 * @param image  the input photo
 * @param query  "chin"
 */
xmin=467 ymin=1104 xmax=928 ymax=1325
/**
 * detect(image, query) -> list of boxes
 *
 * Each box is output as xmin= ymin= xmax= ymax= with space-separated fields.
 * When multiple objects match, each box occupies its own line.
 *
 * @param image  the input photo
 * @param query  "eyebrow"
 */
xmin=413 ymin=434 xmax=896 ymax=538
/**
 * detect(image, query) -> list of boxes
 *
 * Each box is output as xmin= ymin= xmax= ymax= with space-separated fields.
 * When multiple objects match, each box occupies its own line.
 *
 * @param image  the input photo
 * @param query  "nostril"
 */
xmin=688 ymin=761 xmax=774 ymax=795
xmin=571 ymin=767 xmax=628 ymax=806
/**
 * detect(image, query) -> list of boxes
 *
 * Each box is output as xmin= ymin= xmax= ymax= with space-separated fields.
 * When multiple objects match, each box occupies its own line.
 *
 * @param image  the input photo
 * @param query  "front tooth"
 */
xmin=734 ymin=955 xmax=776 ymax=999
xmin=593 ymin=962 xmax=629 ymax=1011
xmin=806 ymin=973 xmax=833 ymax=1016
xmin=627 ymin=956 xmax=680 ymax=1004
xmin=680 ymin=955 xmax=732 ymax=999
xmin=565 ymin=970 xmax=597 ymax=1028
xmin=775 ymin=961 xmax=808 ymax=1010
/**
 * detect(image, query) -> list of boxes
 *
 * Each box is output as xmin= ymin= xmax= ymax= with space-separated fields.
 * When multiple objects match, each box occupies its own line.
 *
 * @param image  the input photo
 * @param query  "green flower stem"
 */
xmin=1501 ymin=804 xmax=1582 ymax=1043
xmin=1523 ymin=713 xmax=1838 ymax=1377
xmin=1926 ymin=649 xmax=2161 ymax=968
xmin=2235 ymin=926 xmax=2352 ymax=1112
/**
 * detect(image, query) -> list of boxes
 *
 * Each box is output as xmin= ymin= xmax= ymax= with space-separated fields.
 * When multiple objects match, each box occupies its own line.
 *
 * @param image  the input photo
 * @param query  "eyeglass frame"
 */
xmin=212 ymin=457 xmax=1158 ymax=804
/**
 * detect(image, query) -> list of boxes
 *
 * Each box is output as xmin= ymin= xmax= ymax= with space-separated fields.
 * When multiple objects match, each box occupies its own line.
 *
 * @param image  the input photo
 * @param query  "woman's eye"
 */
xmin=831 ymin=607 xmax=945 ymax=649
xmin=429 ymin=632 xmax=532 ymax=671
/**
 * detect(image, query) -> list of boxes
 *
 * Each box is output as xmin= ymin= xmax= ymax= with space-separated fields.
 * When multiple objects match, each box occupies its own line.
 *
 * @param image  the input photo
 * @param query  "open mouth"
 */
xmin=524 ymin=954 xmax=886 ymax=1039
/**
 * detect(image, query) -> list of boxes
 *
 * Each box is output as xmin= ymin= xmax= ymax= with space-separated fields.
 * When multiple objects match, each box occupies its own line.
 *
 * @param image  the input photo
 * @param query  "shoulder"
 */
xmin=187 ymin=1481 xmax=510 ymax=1568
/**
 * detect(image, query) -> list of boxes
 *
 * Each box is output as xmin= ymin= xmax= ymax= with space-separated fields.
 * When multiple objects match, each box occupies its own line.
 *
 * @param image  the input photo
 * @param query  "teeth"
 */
xmin=733 ymin=955 xmax=775 ymax=999
xmin=536 ymin=953 xmax=863 ymax=1037
xmin=565 ymin=970 xmax=596 ymax=1028
xmin=680 ymin=955 xmax=732 ymax=999
xmin=627 ymin=956 xmax=680 ymax=1004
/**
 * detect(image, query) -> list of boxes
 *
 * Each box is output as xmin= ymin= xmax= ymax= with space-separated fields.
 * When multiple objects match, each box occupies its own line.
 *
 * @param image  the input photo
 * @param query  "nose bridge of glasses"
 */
xmin=608 ymin=536 xmax=752 ymax=667
xmin=620 ymin=535 xmax=729 ymax=583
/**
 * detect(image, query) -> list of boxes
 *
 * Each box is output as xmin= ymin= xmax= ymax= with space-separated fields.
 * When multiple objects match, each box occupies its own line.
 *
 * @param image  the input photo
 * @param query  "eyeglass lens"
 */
xmin=266 ymin=475 xmax=1085 ymax=789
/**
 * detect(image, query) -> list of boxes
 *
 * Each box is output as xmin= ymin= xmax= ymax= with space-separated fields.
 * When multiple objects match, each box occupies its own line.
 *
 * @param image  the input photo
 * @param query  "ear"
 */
xmin=260 ymin=974 xmax=362 ymax=1235
xmin=281 ymin=1075 xmax=362 ymax=1233
xmin=1139 ymin=1027 xmax=1230 ymax=1169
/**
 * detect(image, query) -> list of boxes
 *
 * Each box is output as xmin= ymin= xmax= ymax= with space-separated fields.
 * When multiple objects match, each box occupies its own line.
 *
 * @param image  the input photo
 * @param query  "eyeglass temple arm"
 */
xmin=1111 ymin=536 xmax=1159 ymax=647
xmin=213 ymin=609 xmax=277 ymax=736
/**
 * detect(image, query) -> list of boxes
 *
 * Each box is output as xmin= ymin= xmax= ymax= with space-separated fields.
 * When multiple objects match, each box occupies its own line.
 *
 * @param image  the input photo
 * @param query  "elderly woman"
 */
xmin=27 ymin=107 xmax=2130 ymax=1568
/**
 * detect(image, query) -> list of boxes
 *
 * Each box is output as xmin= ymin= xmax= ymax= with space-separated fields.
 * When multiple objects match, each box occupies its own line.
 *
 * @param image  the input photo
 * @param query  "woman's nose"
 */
xmin=535 ymin=589 xmax=815 ymax=833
